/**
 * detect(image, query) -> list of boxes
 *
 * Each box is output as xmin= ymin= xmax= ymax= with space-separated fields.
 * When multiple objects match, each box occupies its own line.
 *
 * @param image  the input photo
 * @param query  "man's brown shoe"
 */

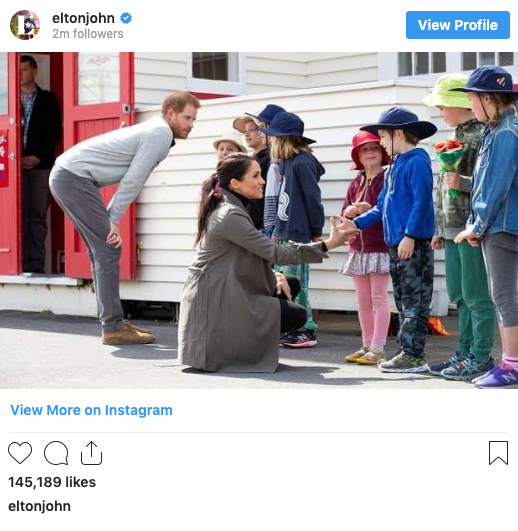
xmin=102 ymin=323 xmax=155 ymax=345
xmin=123 ymin=320 xmax=153 ymax=335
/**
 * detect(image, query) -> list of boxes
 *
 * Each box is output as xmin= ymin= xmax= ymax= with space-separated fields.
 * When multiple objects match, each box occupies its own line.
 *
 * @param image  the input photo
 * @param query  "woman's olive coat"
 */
xmin=178 ymin=190 xmax=327 ymax=373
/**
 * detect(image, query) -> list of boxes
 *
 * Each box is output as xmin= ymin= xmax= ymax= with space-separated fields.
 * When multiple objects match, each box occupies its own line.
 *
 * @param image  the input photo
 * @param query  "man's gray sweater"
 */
xmin=56 ymin=115 xmax=173 ymax=224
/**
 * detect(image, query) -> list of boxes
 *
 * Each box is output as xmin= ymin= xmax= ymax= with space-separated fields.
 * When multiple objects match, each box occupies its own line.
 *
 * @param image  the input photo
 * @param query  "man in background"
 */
xmin=20 ymin=55 xmax=62 ymax=273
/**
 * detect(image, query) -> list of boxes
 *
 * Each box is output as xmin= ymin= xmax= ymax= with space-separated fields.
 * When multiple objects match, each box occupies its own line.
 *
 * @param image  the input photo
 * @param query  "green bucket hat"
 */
xmin=423 ymin=74 xmax=472 ymax=109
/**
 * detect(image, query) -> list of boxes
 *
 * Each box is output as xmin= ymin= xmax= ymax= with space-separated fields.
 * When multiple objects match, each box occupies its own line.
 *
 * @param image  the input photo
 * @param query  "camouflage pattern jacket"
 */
xmin=435 ymin=119 xmax=484 ymax=240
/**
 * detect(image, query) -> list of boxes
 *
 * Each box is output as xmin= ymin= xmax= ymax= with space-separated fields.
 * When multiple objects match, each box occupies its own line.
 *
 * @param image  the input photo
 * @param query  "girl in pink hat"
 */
xmin=341 ymin=131 xmax=391 ymax=365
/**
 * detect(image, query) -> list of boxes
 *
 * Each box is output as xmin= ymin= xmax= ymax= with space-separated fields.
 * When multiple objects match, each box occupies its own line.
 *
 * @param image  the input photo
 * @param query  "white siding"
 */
xmin=122 ymin=81 xmax=448 ymax=312
xmin=134 ymin=53 xmax=381 ymax=106
xmin=245 ymin=53 xmax=307 ymax=93
xmin=134 ymin=52 xmax=308 ymax=106
xmin=306 ymin=53 xmax=378 ymax=88
xmin=135 ymin=52 xmax=188 ymax=107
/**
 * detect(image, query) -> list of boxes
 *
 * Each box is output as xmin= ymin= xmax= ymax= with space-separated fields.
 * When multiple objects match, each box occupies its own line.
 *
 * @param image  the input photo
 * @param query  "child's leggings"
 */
xmin=482 ymin=233 xmax=518 ymax=327
xmin=353 ymin=274 xmax=391 ymax=349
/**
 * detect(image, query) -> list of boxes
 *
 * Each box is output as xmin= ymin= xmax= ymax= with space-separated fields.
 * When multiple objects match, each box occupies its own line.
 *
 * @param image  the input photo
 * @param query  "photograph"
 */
xmin=1 ymin=51 xmax=518 ymax=389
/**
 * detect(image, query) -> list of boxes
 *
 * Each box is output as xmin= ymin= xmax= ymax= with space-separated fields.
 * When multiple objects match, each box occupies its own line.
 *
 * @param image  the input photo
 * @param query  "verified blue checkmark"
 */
xmin=120 ymin=12 xmax=132 ymax=24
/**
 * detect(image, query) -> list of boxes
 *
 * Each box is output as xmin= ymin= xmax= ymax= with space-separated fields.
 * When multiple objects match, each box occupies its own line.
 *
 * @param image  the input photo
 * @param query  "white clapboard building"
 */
xmin=1 ymin=52 xmax=517 ymax=316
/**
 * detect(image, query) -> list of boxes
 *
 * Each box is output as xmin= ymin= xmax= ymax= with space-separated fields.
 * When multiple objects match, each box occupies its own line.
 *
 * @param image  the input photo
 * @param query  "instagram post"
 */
xmin=0 ymin=3 xmax=515 ymax=530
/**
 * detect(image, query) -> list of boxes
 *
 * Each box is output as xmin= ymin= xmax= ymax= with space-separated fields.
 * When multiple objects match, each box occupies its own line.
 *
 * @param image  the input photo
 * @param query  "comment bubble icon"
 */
xmin=44 ymin=441 xmax=69 ymax=465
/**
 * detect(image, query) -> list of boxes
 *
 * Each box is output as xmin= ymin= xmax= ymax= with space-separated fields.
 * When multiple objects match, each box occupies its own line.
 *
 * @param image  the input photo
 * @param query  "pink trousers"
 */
xmin=352 ymin=274 xmax=391 ymax=349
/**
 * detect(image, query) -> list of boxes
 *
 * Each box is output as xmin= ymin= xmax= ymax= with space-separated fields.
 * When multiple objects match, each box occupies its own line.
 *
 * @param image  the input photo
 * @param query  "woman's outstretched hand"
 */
xmin=325 ymin=216 xmax=360 ymax=250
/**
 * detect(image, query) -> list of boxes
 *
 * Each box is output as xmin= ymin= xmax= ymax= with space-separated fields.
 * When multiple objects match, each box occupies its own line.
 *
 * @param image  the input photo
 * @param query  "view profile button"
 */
xmin=489 ymin=441 xmax=508 ymax=465
xmin=406 ymin=11 xmax=510 ymax=39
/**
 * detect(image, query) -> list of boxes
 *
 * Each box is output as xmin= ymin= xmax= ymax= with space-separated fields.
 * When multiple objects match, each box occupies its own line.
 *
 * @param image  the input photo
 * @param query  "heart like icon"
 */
xmin=8 ymin=442 xmax=32 ymax=464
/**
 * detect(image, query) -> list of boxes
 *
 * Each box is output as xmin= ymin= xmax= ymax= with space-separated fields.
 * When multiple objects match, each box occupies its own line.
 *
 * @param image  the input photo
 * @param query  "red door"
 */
xmin=0 ymin=52 xmax=21 ymax=275
xmin=62 ymin=52 xmax=135 ymax=279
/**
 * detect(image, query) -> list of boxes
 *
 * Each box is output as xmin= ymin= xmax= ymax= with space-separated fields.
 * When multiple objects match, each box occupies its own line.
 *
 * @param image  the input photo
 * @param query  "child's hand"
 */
xmin=337 ymin=215 xmax=358 ymax=232
xmin=398 ymin=236 xmax=415 ymax=259
xmin=444 ymin=172 xmax=461 ymax=191
xmin=343 ymin=205 xmax=358 ymax=219
xmin=454 ymin=226 xmax=480 ymax=247
xmin=431 ymin=235 xmax=443 ymax=250
xmin=353 ymin=201 xmax=372 ymax=214
xmin=274 ymin=272 xmax=292 ymax=301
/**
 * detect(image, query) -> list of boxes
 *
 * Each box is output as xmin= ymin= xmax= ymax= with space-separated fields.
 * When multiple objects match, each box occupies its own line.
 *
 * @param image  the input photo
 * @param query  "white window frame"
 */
xmin=378 ymin=52 xmax=518 ymax=82
xmin=187 ymin=52 xmax=245 ymax=95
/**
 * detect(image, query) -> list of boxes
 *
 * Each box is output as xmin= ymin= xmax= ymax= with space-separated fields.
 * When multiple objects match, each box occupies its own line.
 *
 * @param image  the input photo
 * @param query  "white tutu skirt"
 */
xmin=339 ymin=252 xmax=390 ymax=276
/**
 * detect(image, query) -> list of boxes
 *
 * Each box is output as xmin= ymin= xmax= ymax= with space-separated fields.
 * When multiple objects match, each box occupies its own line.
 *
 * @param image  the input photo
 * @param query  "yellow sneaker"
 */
xmin=345 ymin=346 xmax=369 ymax=363
xmin=357 ymin=347 xmax=386 ymax=365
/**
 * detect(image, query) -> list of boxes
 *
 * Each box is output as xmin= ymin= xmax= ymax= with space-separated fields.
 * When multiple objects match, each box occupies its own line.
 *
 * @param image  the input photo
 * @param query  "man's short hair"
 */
xmin=161 ymin=91 xmax=200 ymax=114
xmin=21 ymin=55 xmax=38 ymax=70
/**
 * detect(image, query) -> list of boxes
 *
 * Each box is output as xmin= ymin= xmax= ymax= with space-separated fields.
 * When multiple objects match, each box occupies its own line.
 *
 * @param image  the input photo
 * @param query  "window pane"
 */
xmin=480 ymin=52 xmax=495 ymax=66
xmin=0 ymin=53 xmax=7 ymax=115
xmin=462 ymin=52 xmax=477 ymax=71
xmin=193 ymin=52 xmax=229 ymax=81
xmin=415 ymin=52 xmax=429 ymax=75
xmin=398 ymin=52 xmax=412 ymax=77
xmin=432 ymin=52 xmax=446 ymax=73
xmin=78 ymin=52 xmax=120 ymax=105
xmin=499 ymin=52 xmax=514 ymax=67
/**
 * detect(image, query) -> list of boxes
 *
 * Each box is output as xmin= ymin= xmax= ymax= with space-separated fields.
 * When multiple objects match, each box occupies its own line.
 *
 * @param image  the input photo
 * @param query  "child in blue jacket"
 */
xmin=453 ymin=66 xmax=518 ymax=389
xmin=342 ymin=107 xmax=437 ymax=373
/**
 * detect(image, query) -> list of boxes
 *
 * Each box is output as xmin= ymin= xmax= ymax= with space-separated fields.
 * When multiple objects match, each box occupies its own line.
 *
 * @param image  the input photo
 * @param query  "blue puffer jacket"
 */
xmin=354 ymin=147 xmax=435 ymax=247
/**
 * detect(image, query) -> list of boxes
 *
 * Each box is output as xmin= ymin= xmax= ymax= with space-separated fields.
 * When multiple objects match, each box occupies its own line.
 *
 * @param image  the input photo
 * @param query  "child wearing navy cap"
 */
xmin=453 ymin=65 xmax=518 ymax=389
xmin=341 ymin=107 xmax=437 ymax=373
xmin=258 ymin=112 xmax=325 ymax=348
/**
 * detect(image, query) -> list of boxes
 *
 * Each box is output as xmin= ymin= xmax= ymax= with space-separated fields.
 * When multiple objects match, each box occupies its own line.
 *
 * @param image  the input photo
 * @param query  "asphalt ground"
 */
xmin=0 ymin=310 xmax=500 ymax=389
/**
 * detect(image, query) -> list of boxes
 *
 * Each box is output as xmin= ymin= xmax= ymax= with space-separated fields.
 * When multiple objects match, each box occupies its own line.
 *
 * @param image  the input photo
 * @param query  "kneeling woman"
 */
xmin=178 ymin=153 xmax=357 ymax=373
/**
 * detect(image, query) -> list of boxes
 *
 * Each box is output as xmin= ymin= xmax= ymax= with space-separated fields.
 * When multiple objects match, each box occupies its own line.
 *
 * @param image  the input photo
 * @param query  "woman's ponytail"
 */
xmin=195 ymin=173 xmax=222 ymax=247
xmin=194 ymin=153 xmax=257 ymax=246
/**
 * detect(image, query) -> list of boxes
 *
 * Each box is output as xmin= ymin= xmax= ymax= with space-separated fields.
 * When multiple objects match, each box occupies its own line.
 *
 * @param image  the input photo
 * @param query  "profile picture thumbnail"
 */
xmin=10 ymin=10 xmax=40 ymax=40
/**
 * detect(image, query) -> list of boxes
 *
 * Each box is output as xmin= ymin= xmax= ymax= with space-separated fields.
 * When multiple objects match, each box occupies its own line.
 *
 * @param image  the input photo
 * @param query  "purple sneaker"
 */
xmin=473 ymin=362 xmax=518 ymax=389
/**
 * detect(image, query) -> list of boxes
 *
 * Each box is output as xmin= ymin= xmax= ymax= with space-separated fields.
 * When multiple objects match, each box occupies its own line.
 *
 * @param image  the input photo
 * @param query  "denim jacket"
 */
xmin=469 ymin=108 xmax=518 ymax=238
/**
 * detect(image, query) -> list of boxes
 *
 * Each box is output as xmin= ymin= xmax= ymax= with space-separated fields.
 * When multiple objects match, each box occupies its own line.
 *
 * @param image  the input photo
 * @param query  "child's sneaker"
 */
xmin=356 ymin=347 xmax=386 ymax=365
xmin=378 ymin=352 xmax=429 ymax=373
xmin=281 ymin=330 xmax=317 ymax=348
xmin=345 ymin=345 xmax=369 ymax=363
xmin=472 ymin=362 xmax=518 ymax=389
xmin=442 ymin=354 xmax=494 ymax=381
xmin=279 ymin=332 xmax=292 ymax=346
xmin=428 ymin=350 xmax=465 ymax=376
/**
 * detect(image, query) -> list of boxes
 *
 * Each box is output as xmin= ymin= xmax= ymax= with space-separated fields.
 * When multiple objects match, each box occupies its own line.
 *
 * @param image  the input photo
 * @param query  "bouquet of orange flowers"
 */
xmin=433 ymin=139 xmax=467 ymax=199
